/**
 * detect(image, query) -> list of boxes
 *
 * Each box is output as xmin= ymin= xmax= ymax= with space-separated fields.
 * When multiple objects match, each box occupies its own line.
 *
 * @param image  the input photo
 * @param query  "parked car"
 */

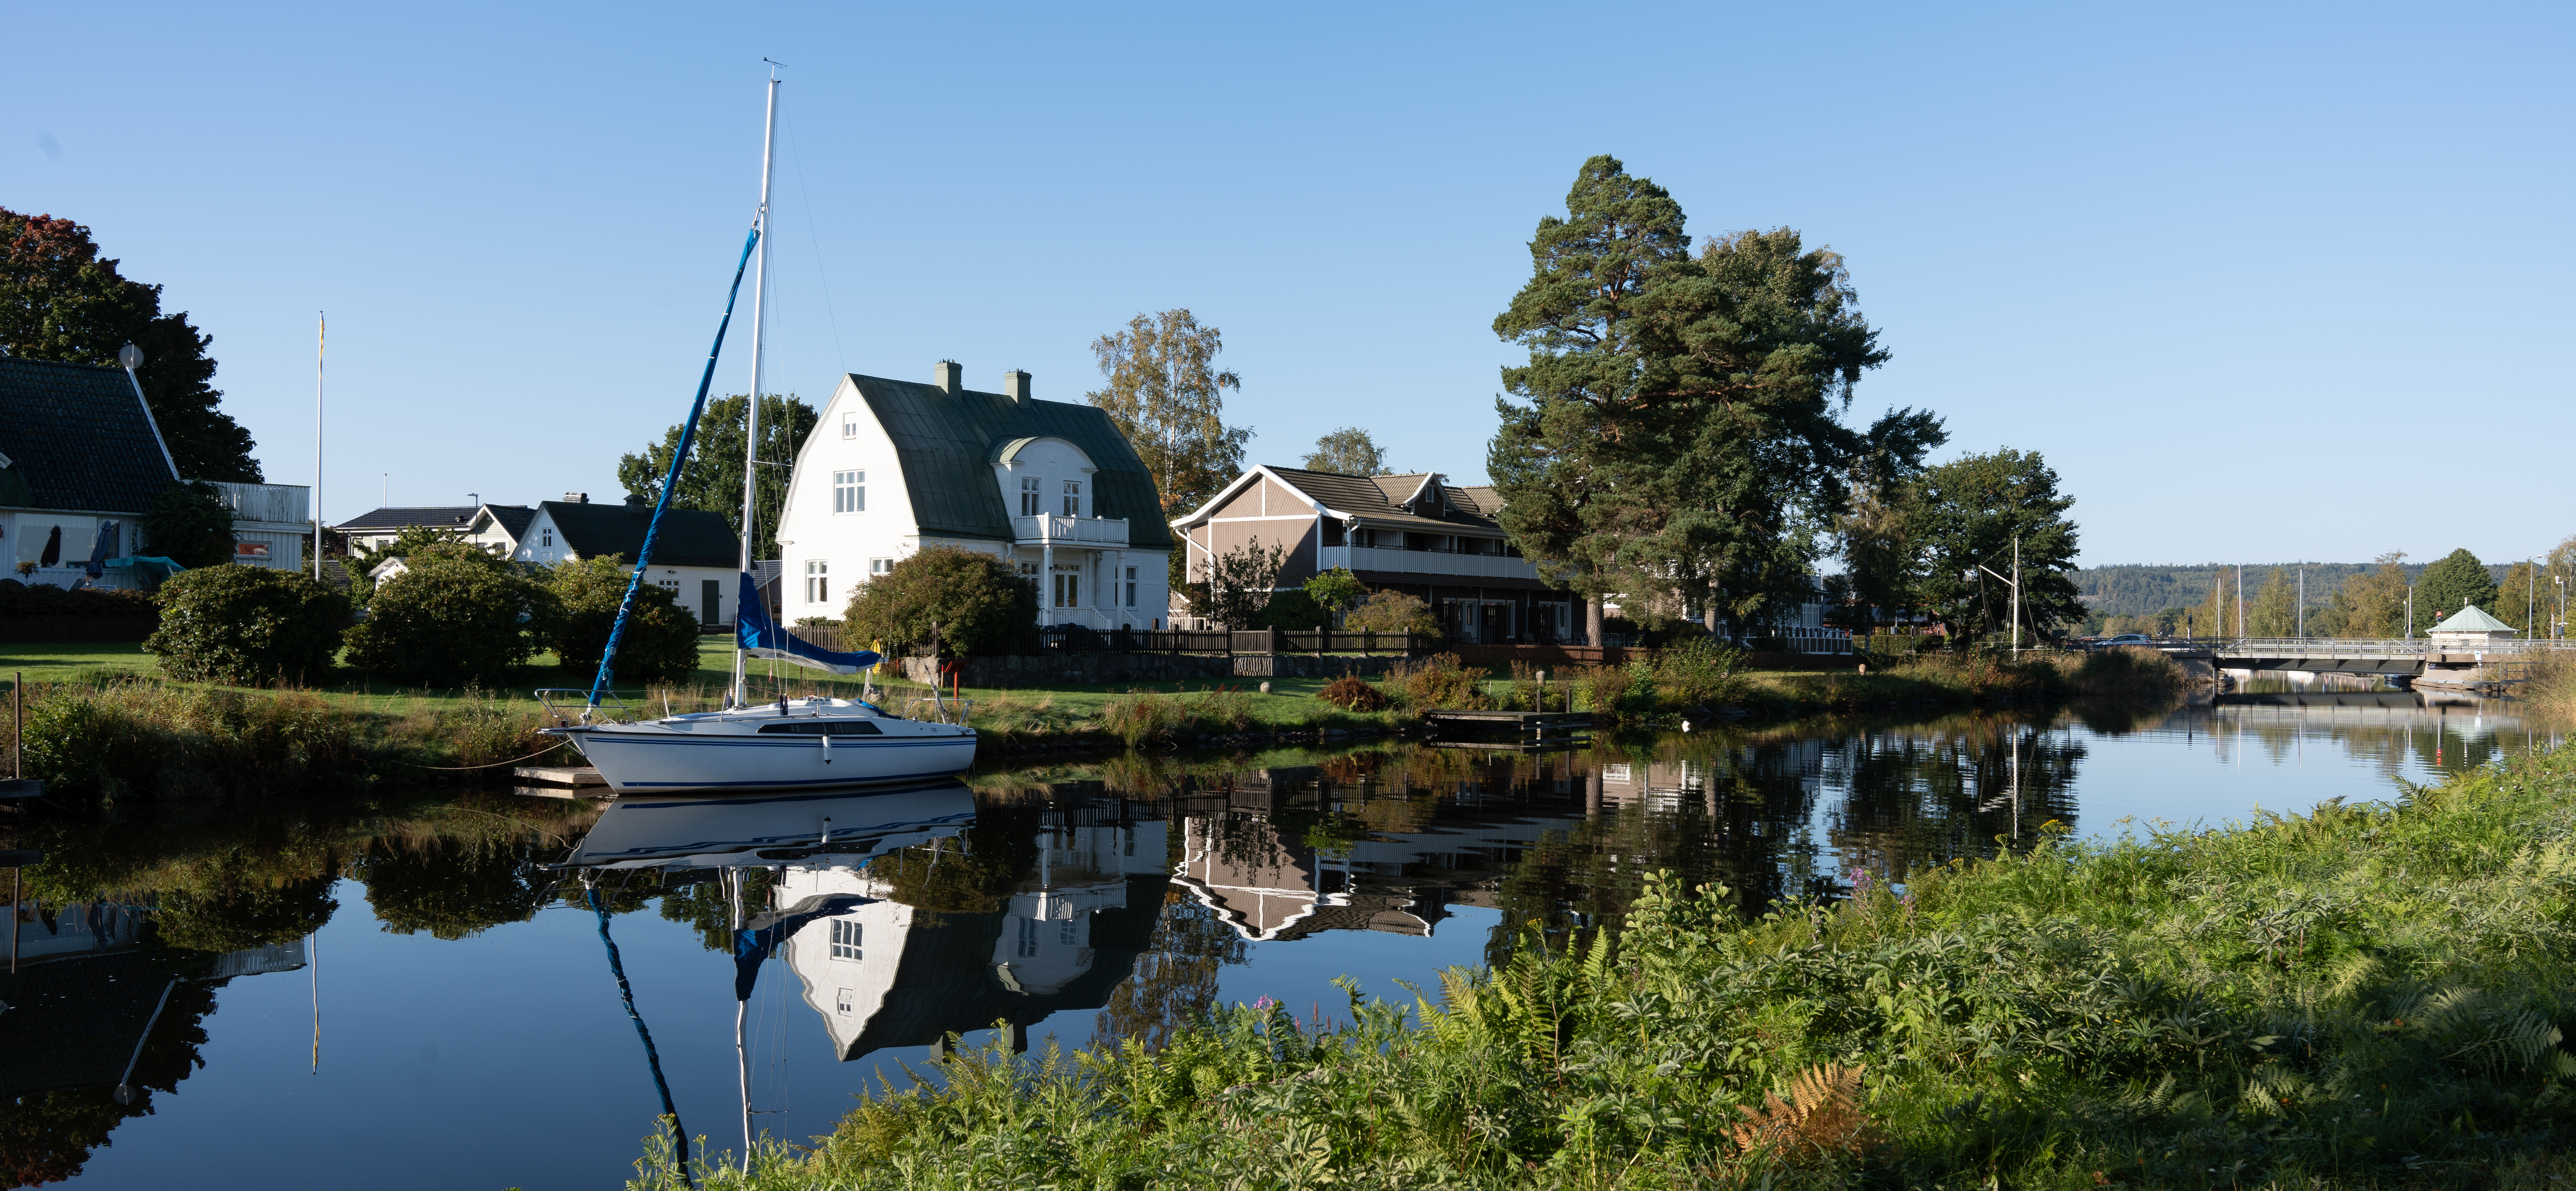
xmin=2089 ymin=633 xmax=2152 ymax=650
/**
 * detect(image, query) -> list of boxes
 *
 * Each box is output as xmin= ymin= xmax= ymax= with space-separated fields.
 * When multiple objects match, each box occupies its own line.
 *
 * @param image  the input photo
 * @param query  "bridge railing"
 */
xmin=2207 ymin=637 xmax=2576 ymax=657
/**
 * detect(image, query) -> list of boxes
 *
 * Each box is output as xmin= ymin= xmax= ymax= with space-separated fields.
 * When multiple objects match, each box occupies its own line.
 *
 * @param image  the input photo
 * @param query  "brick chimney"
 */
xmin=1002 ymin=370 xmax=1031 ymax=403
xmin=933 ymin=360 xmax=962 ymax=392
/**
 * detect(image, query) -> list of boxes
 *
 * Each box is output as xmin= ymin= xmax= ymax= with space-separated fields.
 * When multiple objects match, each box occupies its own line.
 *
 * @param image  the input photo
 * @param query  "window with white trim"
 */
xmin=870 ymin=557 xmax=894 ymax=577
xmin=1124 ymin=566 xmax=1137 ymax=608
xmin=1016 ymin=917 xmax=1039 ymax=958
xmin=841 ymin=415 xmax=858 ymax=440
xmin=830 ymin=918 xmax=861 ymax=961
xmin=805 ymin=559 xmax=829 ymax=603
xmin=833 ymin=470 xmax=863 ymax=513
xmin=1062 ymin=480 xmax=1081 ymax=517
xmin=540 ymin=528 xmax=553 ymax=548
xmin=1019 ymin=477 xmax=1041 ymax=517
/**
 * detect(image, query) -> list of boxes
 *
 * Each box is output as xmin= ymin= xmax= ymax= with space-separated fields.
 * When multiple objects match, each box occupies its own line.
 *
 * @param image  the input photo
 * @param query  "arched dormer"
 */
xmin=990 ymin=436 xmax=1099 ymax=520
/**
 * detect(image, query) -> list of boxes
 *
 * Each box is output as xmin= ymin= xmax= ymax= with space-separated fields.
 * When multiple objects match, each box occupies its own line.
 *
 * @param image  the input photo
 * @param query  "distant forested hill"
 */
xmin=2070 ymin=563 xmax=2479 ymax=616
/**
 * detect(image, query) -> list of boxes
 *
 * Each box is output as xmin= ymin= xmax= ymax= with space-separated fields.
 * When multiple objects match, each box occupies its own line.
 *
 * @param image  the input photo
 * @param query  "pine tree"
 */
xmin=2416 ymin=548 xmax=2499 ymax=621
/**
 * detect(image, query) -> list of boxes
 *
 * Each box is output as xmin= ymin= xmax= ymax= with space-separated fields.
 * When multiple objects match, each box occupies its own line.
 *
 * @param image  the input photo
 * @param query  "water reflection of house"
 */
xmin=1171 ymin=786 xmax=1591 ymax=943
xmin=0 ymin=899 xmax=304 ymax=1099
xmin=777 ymin=811 xmax=1171 ymax=1058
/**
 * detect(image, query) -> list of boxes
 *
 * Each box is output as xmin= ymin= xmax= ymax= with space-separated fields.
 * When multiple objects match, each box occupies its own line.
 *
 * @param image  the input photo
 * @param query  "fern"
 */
xmin=1727 ymin=1063 xmax=1886 ymax=1162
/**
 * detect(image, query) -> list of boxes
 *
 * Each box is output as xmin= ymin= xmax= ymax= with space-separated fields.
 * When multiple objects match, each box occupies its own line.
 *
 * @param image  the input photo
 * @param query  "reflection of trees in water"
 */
xmin=868 ymin=802 xmax=1041 ymax=916
xmin=0 ymin=979 xmax=215 ymax=1188
xmin=1828 ymin=720 xmax=2082 ymax=880
xmin=155 ymin=875 xmax=337 ymax=953
xmin=350 ymin=836 xmax=552 ymax=940
xmin=1092 ymin=889 xmax=1247 ymax=1052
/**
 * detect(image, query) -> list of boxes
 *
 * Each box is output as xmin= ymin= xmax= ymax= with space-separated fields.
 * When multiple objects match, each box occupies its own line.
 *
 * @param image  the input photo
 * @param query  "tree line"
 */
xmin=2097 ymin=539 xmax=2576 ymax=639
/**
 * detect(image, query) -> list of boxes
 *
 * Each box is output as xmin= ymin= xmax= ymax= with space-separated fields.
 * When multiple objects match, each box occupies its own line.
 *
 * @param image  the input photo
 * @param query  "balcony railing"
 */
xmin=1012 ymin=514 xmax=1130 ymax=546
xmin=1317 ymin=545 xmax=1539 ymax=581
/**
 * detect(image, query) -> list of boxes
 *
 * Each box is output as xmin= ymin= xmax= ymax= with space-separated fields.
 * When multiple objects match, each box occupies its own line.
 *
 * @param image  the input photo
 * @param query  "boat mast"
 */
xmin=734 ymin=66 xmax=781 ymax=710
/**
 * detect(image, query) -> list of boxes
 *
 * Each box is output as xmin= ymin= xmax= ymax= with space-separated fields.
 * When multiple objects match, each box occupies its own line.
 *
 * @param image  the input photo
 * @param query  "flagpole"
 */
xmin=313 ymin=313 xmax=325 ymax=581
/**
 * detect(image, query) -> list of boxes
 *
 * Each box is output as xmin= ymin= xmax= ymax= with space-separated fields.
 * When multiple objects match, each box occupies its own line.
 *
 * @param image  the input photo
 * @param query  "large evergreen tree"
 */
xmin=2415 ymin=548 xmax=2499 ymax=620
xmin=1488 ymin=156 xmax=1939 ymax=632
xmin=616 ymin=392 xmax=816 ymax=562
xmin=0 ymin=209 xmax=262 ymax=481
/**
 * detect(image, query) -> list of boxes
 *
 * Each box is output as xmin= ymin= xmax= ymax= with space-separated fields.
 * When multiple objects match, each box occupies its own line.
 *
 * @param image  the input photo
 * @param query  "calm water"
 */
xmin=8 ymin=689 xmax=2561 ymax=1190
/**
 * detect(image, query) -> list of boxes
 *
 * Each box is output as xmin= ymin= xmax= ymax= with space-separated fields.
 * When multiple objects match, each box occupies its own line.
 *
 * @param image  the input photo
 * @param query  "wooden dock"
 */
xmin=512 ymin=766 xmax=612 ymax=800
xmin=1420 ymin=710 xmax=1592 ymax=749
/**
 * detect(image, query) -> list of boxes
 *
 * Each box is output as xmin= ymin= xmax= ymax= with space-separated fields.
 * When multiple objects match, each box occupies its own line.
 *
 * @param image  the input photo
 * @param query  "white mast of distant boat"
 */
xmin=733 ymin=64 xmax=781 ymax=710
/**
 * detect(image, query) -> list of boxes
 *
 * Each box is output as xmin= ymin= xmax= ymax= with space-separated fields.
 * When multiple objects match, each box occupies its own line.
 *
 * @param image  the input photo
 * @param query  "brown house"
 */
xmin=1168 ymin=466 xmax=1579 ymax=643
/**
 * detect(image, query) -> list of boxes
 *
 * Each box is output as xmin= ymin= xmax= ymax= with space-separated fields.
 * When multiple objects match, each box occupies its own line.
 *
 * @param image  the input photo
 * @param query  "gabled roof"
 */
xmin=545 ymin=499 xmax=738 ymax=569
xmin=472 ymin=504 xmax=538 ymax=542
xmin=843 ymin=375 xmax=1171 ymax=550
xmin=2429 ymin=605 xmax=2518 ymax=634
xmin=1178 ymin=466 xmax=1505 ymax=534
xmin=840 ymin=873 xmax=1166 ymax=1058
xmin=0 ymin=356 xmax=179 ymax=514
xmin=334 ymin=505 xmax=484 ymax=533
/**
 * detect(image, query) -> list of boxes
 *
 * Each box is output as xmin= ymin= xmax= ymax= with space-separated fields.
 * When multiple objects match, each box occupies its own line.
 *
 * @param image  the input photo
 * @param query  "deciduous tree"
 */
xmin=543 ymin=554 xmax=704 ymax=684
xmin=1904 ymin=449 xmax=2081 ymax=643
xmin=143 ymin=565 xmax=347 ymax=685
xmin=342 ymin=545 xmax=550 ymax=686
xmin=140 ymin=480 xmax=236 ymax=568
xmin=1202 ymin=537 xmax=1287 ymax=630
xmin=1086 ymin=309 xmax=1249 ymax=515
xmin=617 ymin=393 xmax=817 ymax=562
xmin=0 ymin=209 xmax=262 ymax=481
xmin=1301 ymin=427 xmax=1390 ymax=476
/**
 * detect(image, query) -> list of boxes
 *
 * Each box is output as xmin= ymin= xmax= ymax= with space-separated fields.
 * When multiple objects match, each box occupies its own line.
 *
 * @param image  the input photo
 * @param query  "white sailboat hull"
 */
xmin=551 ymin=703 xmax=977 ymax=794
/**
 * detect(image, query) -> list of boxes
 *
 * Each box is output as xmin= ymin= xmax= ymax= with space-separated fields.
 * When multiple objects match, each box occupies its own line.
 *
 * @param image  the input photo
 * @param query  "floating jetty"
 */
xmin=513 ymin=765 xmax=611 ymax=799
xmin=1420 ymin=710 xmax=1592 ymax=749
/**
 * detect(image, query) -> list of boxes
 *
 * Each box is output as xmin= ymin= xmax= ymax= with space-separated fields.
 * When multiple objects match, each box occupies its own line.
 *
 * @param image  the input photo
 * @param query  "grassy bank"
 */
xmin=634 ymin=738 xmax=2576 ymax=1190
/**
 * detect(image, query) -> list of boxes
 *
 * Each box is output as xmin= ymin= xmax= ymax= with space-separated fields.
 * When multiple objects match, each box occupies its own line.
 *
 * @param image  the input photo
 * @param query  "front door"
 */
xmin=1480 ymin=602 xmax=1508 ymax=644
xmin=1053 ymin=572 xmax=1080 ymax=609
xmin=702 ymin=579 xmax=722 ymax=626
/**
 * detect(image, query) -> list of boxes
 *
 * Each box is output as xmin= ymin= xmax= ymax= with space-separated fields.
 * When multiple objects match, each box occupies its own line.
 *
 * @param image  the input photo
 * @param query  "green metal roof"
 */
xmin=2428 ymin=605 xmax=2519 ymax=634
xmin=849 ymin=375 xmax=1172 ymax=551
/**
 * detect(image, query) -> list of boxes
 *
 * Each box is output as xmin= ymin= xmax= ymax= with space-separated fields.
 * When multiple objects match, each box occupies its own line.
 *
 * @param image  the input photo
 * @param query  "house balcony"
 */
xmin=1318 ymin=545 xmax=1541 ymax=581
xmin=1013 ymin=514 xmax=1130 ymax=548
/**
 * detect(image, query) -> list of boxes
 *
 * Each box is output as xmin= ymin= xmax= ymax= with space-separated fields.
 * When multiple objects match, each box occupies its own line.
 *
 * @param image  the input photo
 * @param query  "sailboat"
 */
xmin=542 ymin=68 xmax=976 ymax=794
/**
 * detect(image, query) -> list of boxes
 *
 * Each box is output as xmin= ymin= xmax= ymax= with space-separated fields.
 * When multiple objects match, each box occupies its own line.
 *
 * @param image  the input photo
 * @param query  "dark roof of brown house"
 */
xmin=1231 ymin=467 xmax=1505 ymax=533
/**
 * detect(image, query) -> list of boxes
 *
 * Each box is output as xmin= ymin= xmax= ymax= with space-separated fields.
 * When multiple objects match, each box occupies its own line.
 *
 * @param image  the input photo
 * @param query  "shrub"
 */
xmin=1342 ymin=589 xmax=1439 ymax=640
xmin=1865 ymin=632 xmax=1944 ymax=657
xmin=343 ymin=548 xmax=547 ymax=687
xmin=21 ymin=679 xmax=368 ymax=798
xmin=542 ymin=554 xmax=703 ymax=685
xmin=140 ymin=479 xmax=236 ymax=568
xmin=1316 ymin=674 xmax=1389 ymax=711
xmin=1577 ymin=664 xmax=1638 ymax=718
xmin=1652 ymin=635 xmax=1745 ymax=710
xmin=143 ymin=565 xmax=347 ymax=685
xmin=1256 ymin=589 xmax=1327 ymax=631
xmin=1387 ymin=653 xmax=1487 ymax=710
xmin=842 ymin=546 xmax=1037 ymax=658
xmin=1098 ymin=689 xmax=1187 ymax=747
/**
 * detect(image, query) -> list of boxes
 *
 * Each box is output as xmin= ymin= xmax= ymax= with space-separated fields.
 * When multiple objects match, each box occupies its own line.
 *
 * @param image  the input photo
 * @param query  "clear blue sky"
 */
xmin=7 ymin=2 xmax=2567 ymax=566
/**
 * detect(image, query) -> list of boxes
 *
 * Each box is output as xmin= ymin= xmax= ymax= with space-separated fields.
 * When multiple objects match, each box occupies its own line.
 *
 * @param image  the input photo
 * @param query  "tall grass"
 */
xmin=631 ymin=740 xmax=2576 ymax=1190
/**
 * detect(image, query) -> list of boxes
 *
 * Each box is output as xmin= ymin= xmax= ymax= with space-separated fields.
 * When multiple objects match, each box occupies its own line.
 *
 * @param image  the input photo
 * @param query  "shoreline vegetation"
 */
xmin=0 ymin=643 xmax=2194 ymax=799
xmin=633 ymin=738 xmax=2576 ymax=1191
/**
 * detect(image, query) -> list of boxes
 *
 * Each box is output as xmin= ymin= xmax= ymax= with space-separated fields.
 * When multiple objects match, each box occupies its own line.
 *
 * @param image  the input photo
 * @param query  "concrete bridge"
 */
xmin=2135 ymin=638 xmax=2575 ymax=686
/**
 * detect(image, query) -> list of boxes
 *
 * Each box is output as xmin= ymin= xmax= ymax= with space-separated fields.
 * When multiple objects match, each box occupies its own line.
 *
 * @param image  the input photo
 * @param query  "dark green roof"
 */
xmin=545 ymin=499 xmax=738 ymax=568
xmin=849 ymin=376 xmax=1172 ymax=551
xmin=0 ymin=357 xmax=178 ymax=514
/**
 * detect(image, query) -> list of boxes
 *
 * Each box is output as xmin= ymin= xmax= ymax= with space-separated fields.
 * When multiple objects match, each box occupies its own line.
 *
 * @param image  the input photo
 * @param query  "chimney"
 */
xmin=563 ymin=491 xmax=589 ymax=504
xmin=933 ymin=360 xmax=962 ymax=392
xmin=1002 ymin=369 xmax=1031 ymax=403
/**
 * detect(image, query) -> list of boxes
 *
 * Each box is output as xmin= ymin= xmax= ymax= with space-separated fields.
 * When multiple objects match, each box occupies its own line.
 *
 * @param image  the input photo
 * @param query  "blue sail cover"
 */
xmin=736 ymin=572 xmax=881 ymax=674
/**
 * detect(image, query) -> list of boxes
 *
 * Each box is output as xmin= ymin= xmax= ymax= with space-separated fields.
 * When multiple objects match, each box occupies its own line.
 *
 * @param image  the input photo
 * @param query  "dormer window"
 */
xmin=1062 ymin=480 xmax=1081 ymax=517
xmin=1020 ymin=477 xmax=1041 ymax=516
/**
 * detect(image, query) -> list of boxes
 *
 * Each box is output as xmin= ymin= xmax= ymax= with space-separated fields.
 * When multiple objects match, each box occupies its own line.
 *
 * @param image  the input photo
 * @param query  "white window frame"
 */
xmin=1061 ymin=480 xmax=1081 ymax=517
xmin=1124 ymin=566 xmax=1137 ymax=608
xmin=869 ymin=557 xmax=894 ymax=577
xmin=833 ymin=470 xmax=864 ymax=514
xmin=805 ymin=559 xmax=829 ymax=604
xmin=841 ymin=415 xmax=858 ymax=440
xmin=1019 ymin=476 xmax=1041 ymax=517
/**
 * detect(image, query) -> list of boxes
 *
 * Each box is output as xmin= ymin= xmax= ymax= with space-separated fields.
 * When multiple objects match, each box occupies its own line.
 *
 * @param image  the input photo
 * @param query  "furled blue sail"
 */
xmin=734 ymin=573 xmax=881 ymax=674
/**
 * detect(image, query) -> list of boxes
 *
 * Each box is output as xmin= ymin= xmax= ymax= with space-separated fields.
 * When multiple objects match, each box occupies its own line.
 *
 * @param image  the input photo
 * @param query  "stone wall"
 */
xmin=899 ymin=652 xmax=1409 ymax=687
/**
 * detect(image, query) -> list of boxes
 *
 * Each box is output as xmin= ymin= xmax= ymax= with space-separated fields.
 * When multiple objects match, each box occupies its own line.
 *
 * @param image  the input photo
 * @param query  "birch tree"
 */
xmin=1086 ymin=309 xmax=1249 ymax=515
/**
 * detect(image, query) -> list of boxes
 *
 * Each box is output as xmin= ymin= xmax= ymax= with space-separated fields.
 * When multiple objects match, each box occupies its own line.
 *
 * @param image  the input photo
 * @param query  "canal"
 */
xmin=7 ymin=689 xmax=2561 ymax=1189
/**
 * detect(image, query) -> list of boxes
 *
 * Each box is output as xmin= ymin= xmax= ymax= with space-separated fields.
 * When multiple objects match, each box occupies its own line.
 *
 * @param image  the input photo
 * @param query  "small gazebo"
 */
xmin=2427 ymin=604 xmax=2519 ymax=646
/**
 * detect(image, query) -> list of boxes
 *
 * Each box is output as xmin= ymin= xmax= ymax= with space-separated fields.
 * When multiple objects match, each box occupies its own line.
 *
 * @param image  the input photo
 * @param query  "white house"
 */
xmin=773 ymin=362 xmax=1173 ymax=631
xmin=458 ymin=493 xmax=741 ymax=627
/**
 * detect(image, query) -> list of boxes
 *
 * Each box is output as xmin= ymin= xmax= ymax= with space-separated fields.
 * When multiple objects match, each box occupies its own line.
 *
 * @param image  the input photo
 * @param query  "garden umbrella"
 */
xmin=38 ymin=526 xmax=59 ymax=567
xmin=84 ymin=521 xmax=118 ymax=578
